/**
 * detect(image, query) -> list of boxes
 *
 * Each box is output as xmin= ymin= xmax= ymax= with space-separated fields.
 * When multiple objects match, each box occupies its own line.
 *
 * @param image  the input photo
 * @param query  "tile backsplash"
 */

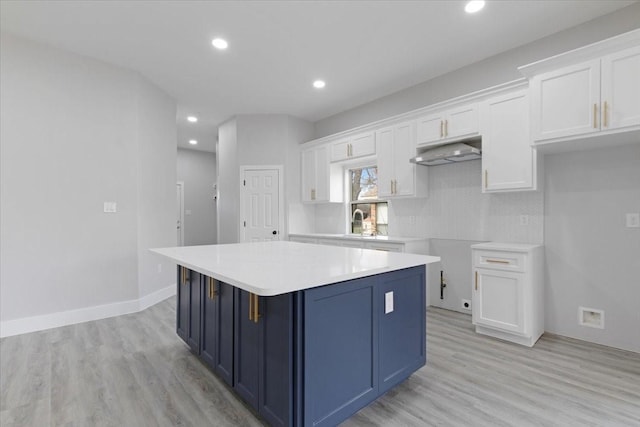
xmin=307 ymin=159 xmax=543 ymax=244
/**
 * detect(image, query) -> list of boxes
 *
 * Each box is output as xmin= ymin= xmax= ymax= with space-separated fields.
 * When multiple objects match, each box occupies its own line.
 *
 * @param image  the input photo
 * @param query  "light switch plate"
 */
xmin=103 ymin=202 xmax=117 ymax=213
xmin=385 ymin=291 xmax=394 ymax=314
xmin=626 ymin=213 xmax=639 ymax=228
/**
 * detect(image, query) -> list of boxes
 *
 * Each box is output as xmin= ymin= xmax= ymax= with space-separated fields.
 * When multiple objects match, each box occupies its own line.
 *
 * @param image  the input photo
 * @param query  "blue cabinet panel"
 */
xmin=304 ymin=277 xmax=379 ymax=427
xmin=200 ymin=278 xmax=217 ymax=369
xmin=186 ymin=271 xmax=201 ymax=353
xmin=215 ymin=282 xmax=234 ymax=386
xmin=234 ymin=289 xmax=261 ymax=409
xmin=378 ymin=266 xmax=426 ymax=393
xmin=176 ymin=267 xmax=188 ymax=343
xmin=260 ymin=293 xmax=293 ymax=427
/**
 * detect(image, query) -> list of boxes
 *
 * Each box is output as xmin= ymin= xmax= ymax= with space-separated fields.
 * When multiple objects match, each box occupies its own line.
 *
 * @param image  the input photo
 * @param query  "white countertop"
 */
xmin=151 ymin=241 xmax=440 ymax=296
xmin=289 ymin=233 xmax=428 ymax=243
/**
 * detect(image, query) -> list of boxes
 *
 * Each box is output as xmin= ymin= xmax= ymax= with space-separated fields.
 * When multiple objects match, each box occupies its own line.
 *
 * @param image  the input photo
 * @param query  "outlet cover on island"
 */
xmin=626 ymin=213 xmax=639 ymax=228
xmin=103 ymin=202 xmax=117 ymax=213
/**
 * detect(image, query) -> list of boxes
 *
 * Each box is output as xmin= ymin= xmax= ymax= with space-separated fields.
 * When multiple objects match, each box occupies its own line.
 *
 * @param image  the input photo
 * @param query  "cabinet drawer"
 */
xmin=474 ymin=250 xmax=525 ymax=272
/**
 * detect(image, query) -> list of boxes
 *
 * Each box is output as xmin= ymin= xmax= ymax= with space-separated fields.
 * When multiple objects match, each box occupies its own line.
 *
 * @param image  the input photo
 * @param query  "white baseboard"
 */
xmin=0 ymin=284 xmax=176 ymax=338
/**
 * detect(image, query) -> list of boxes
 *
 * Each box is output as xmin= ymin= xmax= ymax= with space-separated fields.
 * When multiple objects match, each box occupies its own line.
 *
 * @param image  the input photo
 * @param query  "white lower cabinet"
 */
xmin=471 ymin=243 xmax=543 ymax=347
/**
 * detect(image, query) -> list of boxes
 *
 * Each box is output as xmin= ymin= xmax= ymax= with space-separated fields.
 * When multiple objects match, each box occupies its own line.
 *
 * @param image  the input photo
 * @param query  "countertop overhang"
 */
xmin=151 ymin=241 xmax=440 ymax=296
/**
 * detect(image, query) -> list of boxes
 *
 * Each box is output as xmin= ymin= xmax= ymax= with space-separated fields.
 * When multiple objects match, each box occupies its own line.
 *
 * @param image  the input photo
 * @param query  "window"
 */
xmin=349 ymin=167 xmax=388 ymax=236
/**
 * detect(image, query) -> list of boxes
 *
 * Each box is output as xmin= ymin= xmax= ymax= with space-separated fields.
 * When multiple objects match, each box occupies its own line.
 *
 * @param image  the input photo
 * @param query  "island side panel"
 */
xmin=303 ymin=276 xmax=380 ymax=427
xmin=378 ymin=266 xmax=426 ymax=394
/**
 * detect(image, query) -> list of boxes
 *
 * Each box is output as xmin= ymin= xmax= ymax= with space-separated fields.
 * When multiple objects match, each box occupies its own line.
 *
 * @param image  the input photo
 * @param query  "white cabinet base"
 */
xmin=475 ymin=325 xmax=542 ymax=348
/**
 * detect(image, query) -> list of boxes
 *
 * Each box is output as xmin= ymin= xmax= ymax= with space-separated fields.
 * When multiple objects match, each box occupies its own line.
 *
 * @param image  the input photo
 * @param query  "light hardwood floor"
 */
xmin=1 ymin=297 xmax=639 ymax=426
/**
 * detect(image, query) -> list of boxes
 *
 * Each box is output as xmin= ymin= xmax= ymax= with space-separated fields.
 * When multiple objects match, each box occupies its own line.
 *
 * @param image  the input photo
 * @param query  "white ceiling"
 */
xmin=1 ymin=0 xmax=635 ymax=153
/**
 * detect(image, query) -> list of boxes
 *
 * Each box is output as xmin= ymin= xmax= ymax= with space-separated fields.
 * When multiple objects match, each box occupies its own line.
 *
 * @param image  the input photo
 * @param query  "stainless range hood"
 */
xmin=410 ymin=141 xmax=481 ymax=166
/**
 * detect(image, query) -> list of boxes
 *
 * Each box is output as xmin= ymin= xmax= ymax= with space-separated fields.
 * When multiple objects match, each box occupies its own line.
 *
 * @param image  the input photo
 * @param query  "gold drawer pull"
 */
xmin=486 ymin=259 xmax=510 ymax=264
xmin=208 ymin=277 xmax=217 ymax=299
xmin=475 ymin=271 xmax=478 ymax=290
xmin=248 ymin=293 xmax=260 ymax=323
xmin=593 ymin=103 xmax=597 ymax=128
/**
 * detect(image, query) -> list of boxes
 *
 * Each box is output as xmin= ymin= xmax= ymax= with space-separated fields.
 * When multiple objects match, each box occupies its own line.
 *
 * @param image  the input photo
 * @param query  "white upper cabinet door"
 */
xmin=330 ymin=132 xmax=375 ymax=162
xmin=301 ymin=145 xmax=330 ymax=202
xmin=416 ymin=104 xmax=479 ymax=146
xmin=350 ymin=132 xmax=376 ymax=158
xmin=481 ymin=90 xmax=536 ymax=192
xmin=301 ymin=148 xmax=316 ymax=202
xmin=375 ymin=127 xmax=394 ymax=198
xmin=601 ymin=45 xmax=640 ymax=131
xmin=416 ymin=113 xmax=446 ymax=146
xmin=446 ymin=104 xmax=479 ymax=140
xmin=330 ymin=138 xmax=351 ymax=162
xmin=376 ymin=121 xmax=419 ymax=198
xmin=392 ymin=121 xmax=416 ymax=196
xmin=531 ymin=59 xmax=601 ymax=141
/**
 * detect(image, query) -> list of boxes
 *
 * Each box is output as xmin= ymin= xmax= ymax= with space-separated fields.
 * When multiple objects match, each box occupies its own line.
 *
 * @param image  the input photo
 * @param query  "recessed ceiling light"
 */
xmin=189 ymin=140 xmax=198 ymax=145
xmin=211 ymin=38 xmax=228 ymax=50
xmin=465 ymin=0 xmax=485 ymax=13
xmin=187 ymin=116 xmax=198 ymax=123
xmin=313 ymin=80 xmax=326 ymax=89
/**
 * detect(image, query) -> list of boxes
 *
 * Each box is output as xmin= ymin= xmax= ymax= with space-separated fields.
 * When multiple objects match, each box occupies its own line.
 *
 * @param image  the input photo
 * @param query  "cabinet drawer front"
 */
xmin=474 ymin=250 xmax=525 ymax=272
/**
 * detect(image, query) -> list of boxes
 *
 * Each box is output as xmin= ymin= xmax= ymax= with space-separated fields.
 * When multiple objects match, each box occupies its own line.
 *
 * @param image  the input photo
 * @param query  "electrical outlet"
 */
xmin=103 ymin=202 xmax=117 ymax=213
xmin=626 ymin=213 xmax=639 ymax=228
xmin=461 ymin=299 xmax=471 ymax=311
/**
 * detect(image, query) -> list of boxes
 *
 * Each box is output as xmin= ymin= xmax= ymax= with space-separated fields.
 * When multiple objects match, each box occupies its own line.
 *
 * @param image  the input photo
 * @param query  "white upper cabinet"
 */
xmin=416 ymin=103 xmax=479 ymax=147
xmin=601 ymin=46 xmax=640 ymax=131
xmin=524 ymin=33 xmax=640 ymax=145
xmin=330 ymin=131 xmax=376 ymax=162
xmin=376 ymin=121 xmax=428 ymax=199
xmin=302 ymin=145 xmax=341 ymax=203
xmin=481 ymin=89 xmax=537 ymax=192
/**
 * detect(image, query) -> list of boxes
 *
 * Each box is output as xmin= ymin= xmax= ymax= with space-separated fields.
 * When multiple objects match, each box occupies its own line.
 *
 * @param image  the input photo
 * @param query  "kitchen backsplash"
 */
xmin=309 ymin=159 xmax=543 ymax=244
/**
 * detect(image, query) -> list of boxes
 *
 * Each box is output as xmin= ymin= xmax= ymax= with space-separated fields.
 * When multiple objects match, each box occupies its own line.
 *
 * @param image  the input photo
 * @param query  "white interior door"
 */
xmin=176 ymin=182 xmax=184 ymax=245
xmin=241 ymin=167 xmax=281 ymax=242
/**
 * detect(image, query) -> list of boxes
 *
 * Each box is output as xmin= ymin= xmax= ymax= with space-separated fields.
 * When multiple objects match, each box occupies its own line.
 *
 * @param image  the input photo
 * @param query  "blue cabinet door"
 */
xmin=234 ymin=289 xmax=260 ymax=409
xmin=186 ymin=270 xmax=202 ymax=353
xmin=378 ymin=266 xmax=426 ymax=393
xmin=259 ymin=292 xmax=293 ymax=427
xmin=200 ymin=277 xmax=218 ymax=368
xmin=234 ymin=289 xmax=293 ymax=427
xmin=176 ymin=267 xmax=189 ymax=343
xmin=303 ymin=277 xmax=379 ymax=427
xmin=177 ymin=267 xmax=201 ymax=353
xmin=215 ymin=281 xmax=235 ymax=386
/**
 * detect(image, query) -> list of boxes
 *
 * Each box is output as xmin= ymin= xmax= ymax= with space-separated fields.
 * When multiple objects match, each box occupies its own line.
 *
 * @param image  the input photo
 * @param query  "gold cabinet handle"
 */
xmin=253 ymin=294 xmax=260 ymax=323
xmin=311 ymin=188 xmax=316 ymax=200
xmin=182 ymin=266 xmax=188 ymax=285
xmin=444 ymin=119 xmax=448 ymax=137
xmin=603 ymin=101 xmax=608 ymax=127
xmin=487 ymin=259 xmax=510 ymax=264
xmin=248 ymin=292 xmax=254 ymax=321
xmin=593 ymin=103 xmax=598 ymax=128
xmin=484 ymin=169 xmax=488 ymax=190
xmin=475 ymin=271 xmax=478 ymax=291
xmin=208 ymin=277 xmax=217 ymax=299
xmin=394 ymin=179 xmax=398 ymax=194
xmin=440 ymin=120 xmax=444 ymax=138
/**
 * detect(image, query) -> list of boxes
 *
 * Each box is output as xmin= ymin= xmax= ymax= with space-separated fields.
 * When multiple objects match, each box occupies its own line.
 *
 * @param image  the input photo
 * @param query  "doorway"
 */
xmin=176 ymin=181 xmax=184 ymax=246
xmin=240 ymin=166 xmax=284 ymax=243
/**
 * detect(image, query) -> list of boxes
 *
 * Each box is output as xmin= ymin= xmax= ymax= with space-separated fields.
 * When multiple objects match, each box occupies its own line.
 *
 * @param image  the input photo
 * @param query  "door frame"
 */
xmin=177 ymin=181 xmax=185 ymax=246
xmin=239 ymin=165 xmax=285 ymax=243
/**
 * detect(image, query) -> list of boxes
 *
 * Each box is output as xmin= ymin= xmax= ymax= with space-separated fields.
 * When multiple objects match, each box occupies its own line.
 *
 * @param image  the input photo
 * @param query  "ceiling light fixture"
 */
xmin=187 ymin=116 xmax=198 ymax=123
xmin=211 ymin=38 xmax=228 ymax=50
xmin=465 ymin=0 xmax=485 ymax=14
xmin=313 ymin=80 xmax=326 ymax=89
xmin=189 ymin=140 xmax=198 ymax=145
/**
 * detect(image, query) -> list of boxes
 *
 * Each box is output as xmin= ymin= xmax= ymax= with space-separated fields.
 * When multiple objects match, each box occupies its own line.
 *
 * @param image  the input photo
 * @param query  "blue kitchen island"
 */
xmin=151 ymin=241 xmax=440 ymax=427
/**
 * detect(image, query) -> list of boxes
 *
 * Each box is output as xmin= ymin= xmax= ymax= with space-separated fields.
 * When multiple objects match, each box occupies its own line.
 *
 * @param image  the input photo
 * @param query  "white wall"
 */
xmin=217 ymin=114 xmax=314 ymax=243
xmin=314 ymin=3 xmax=640 ymax=138
xmin=177 ymin=148 xmax=217 ymax=245
xmin=544 ymin=145 xmax=640 ymax=353
xmin=0 ymin=34 xmax=176 ymax=334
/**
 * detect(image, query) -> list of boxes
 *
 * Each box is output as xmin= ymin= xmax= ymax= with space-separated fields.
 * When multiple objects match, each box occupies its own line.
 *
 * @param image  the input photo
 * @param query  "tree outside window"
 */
xmin=350 ymin=167 xmax=388 ymax=236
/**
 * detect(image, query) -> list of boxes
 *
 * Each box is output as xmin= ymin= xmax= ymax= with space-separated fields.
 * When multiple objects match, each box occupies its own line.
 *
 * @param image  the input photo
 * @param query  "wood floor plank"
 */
xmin=1 ymin=299 xmax=638 ymax=427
